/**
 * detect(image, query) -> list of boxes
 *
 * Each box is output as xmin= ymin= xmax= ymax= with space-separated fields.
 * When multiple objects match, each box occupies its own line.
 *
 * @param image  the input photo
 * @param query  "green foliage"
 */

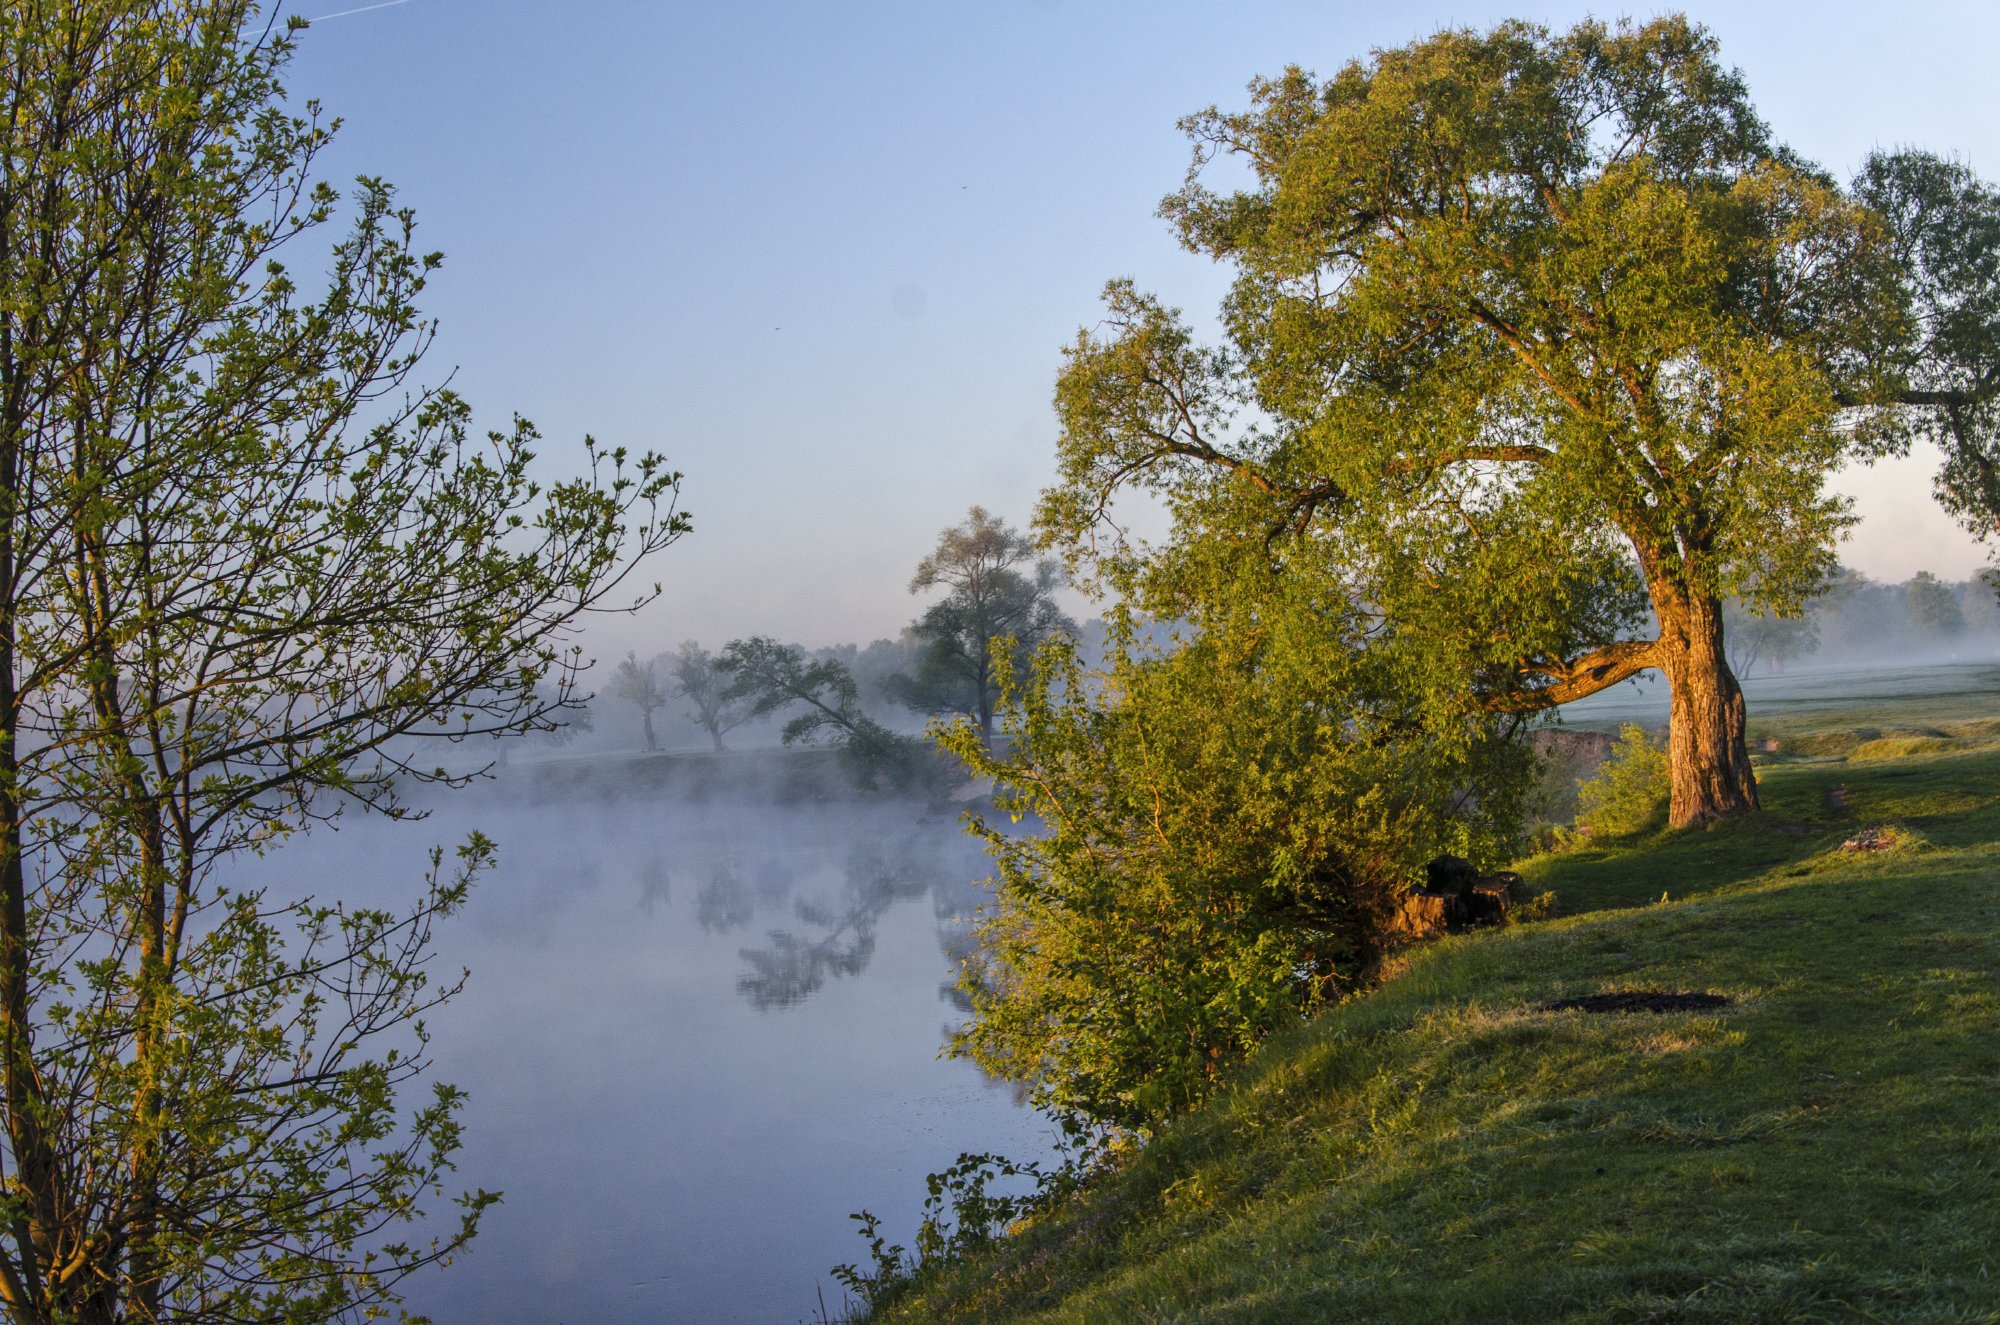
xmin=1575 ymin=725 xmax=1671 ymax=839
xmin=865 ymin=702 xmax=2000 ymax=1324
xmin=1038 ymin=14 xmax=2000 ymax=825
xmin=718 ymin=636 xmax=921 ymax=789
xmin=1852 ymin=150 xmax=2000 ymax=533
xmin=832 ymin=1151 xmax=1062 ymax=1318
xmin=0 ymin=3 xmax=684 ymax=1318
xmin=939 ymin=594 xmax=1534 ymax=1131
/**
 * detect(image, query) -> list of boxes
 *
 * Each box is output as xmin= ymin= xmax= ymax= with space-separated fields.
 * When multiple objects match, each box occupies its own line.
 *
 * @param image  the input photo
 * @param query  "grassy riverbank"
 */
xmin=863 ymin=699 xmax=2000 ymax=1323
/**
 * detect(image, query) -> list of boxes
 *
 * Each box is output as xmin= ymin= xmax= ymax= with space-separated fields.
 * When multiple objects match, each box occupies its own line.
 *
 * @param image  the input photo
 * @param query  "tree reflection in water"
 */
xmin=737 ymin=837 xmax=973 ymax=1010
xmin=696 ymin=860 xmax=756 ymax=934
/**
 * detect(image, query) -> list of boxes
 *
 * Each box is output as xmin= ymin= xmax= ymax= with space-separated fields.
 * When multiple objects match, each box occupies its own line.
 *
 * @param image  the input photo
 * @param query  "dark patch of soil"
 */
xmin=1540 ymin=991 xmax=1733 ymax=1015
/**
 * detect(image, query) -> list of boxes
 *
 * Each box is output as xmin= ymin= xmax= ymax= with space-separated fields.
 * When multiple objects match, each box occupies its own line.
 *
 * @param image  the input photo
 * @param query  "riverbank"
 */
xmin=857 ymin=696 xmax=2000 ymax=1322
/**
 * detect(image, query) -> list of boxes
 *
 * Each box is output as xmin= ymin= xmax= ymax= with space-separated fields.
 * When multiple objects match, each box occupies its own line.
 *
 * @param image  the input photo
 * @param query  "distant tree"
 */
xmin=848 ymin=635 xmax=924 ymax=710
xmin=1723 ymin=597 xmax=1821 ymax=676
xmin=897 ymin=507 xmax=1074 ymax=743
xmin=718 ymin=638 xmax=917 ymax=787
xmin=611 ymin=651 xmax=669 ymax=751
xmin=1904 ymin=571 xmax=1966 ymax=639
xmin=670 ymin=640 xmax=752 ymax=752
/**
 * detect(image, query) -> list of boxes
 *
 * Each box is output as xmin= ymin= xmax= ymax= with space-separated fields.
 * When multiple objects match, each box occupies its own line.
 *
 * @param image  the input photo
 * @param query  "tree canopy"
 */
xmin=718 ymin=637 xmax=918 ymax=788
xmin=1044 ymin=15 xmax=2000 ymax=827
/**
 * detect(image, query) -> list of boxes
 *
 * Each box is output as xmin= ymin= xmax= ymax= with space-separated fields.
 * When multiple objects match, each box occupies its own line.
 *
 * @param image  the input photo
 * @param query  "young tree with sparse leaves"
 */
xmin=669 ymin=640 xmax=751 ymax=752
xmin=1047 ymin=16 xmax=2000 ymax=829
xmin=0 ymin=4 xmax=685 ymax=1320
xmin=611 ymin=651 xmax=669 ymax=751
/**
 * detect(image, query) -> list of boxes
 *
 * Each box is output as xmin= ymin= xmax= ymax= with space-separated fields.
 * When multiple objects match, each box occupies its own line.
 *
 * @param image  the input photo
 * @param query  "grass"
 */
xmin=862 ymin=694 xmax=2000 ymax=1323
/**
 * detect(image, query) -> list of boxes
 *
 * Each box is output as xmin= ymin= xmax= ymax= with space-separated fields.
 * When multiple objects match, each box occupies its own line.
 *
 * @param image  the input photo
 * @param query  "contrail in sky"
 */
xmin=308 ymin=0 xmax=414 ymax=20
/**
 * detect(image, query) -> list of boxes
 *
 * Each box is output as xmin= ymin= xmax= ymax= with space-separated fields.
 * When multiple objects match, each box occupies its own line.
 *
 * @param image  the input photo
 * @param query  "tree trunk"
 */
xmin=1656 ymin=588 xmax=1759 ymax=827
xmin=642 ymin=708 xmax=658 ymax=752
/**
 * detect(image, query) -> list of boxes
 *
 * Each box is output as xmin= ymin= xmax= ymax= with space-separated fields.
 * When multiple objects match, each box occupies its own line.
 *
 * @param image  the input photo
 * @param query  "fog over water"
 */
xmin=264 ymin=771 xmax=1053 ymax=1324
xmin=244 ymin=628 xmax=2000 ymax=1323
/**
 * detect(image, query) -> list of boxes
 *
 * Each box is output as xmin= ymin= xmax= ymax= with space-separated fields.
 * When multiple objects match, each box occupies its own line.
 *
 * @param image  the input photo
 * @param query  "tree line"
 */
xmin=1726 ymin=567 xmax=2000 ymax=675
xmin=596 ymin=506 xmax=1072 ymax=779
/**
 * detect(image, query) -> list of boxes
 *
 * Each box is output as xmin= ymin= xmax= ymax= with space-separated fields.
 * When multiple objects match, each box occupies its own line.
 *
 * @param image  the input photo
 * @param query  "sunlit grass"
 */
xmin=864 ymin=692 xmax=2000 ymax=1323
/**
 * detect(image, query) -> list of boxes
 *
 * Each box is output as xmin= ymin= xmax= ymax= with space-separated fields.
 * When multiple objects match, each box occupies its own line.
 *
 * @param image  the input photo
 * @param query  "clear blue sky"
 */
xmin=284 ymin=0 xmax=2000 ymax=653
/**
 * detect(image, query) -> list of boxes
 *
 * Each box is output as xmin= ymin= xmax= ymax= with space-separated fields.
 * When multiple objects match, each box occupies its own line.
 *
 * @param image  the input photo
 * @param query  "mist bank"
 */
xmin=485 ymin=743 xmax=980 ymax=805
xmin=1726 ymin=565 xmax=2000 ymax=675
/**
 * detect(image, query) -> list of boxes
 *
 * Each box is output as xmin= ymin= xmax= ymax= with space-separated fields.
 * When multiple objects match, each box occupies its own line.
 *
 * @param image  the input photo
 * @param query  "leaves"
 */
xmin=0 ymin=3 xmax=684 ymax=1318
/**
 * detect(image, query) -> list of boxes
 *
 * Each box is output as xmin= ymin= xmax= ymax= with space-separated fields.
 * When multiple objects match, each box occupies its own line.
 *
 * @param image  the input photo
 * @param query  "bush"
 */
xmin=1574 ymin=724 xmax=1670 ymax=838
xmin=938 ymin=606 xmax=1534 ymax=1132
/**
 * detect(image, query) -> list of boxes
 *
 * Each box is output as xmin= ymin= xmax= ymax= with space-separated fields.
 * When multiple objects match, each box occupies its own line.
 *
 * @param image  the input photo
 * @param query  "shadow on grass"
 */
xmin=1520 ymin=736 xmax=2000 ymax=914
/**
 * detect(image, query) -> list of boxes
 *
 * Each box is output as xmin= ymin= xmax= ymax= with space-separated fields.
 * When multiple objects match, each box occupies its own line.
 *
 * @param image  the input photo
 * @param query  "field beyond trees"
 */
xmin=855 ymin=667 xmax=2000 ymax=1323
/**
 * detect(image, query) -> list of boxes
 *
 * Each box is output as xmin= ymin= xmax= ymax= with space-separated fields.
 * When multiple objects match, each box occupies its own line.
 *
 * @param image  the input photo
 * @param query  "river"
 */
xmin=269 ymin=761 xmax=1052 ymax=1323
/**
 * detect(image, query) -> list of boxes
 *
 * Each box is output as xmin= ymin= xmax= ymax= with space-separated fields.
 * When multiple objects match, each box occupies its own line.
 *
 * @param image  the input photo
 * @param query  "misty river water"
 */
xmin=254 ymin=661 xmax=2000 ymax=1323
xmin=271 ymin=764 xmax=1054 ymax=1324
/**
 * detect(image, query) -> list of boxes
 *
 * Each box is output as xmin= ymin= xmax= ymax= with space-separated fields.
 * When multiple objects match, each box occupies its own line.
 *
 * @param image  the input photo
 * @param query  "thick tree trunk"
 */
xmin=1656 ymin=588 xmax=1759 ymax=827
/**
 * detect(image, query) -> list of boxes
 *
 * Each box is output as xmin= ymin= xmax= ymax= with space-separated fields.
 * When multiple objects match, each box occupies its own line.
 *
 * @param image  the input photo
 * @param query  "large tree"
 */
xmin=1045 ymin=16 xmax=1999 ymax=828
xmin=0 ymin=4 xmax=683 ymax=1320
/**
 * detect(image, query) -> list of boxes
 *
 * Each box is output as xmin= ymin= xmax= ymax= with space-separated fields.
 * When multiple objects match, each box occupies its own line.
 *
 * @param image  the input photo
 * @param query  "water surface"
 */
xmin=268 ymin=770 xmax=1049 ymax=1323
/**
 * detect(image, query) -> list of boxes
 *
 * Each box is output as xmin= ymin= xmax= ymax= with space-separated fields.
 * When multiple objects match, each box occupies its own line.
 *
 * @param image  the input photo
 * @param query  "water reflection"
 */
xmin=736 ymin=840 xmax=938 ymax=1010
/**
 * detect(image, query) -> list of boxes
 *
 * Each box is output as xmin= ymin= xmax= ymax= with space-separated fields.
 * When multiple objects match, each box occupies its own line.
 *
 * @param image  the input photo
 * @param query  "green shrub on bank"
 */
xmin=1575 ymin=723 xmax=1669 ymax=838
xmin=937 ymin=597 xmax=1534 ymax=1133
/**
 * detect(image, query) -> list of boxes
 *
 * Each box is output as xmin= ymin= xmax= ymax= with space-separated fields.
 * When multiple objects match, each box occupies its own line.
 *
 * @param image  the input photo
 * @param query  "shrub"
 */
xmin=938 ymin=605 xmax=1534 ymax=1132
xmin=1575 ymin=724 xmax=1670 ymax=838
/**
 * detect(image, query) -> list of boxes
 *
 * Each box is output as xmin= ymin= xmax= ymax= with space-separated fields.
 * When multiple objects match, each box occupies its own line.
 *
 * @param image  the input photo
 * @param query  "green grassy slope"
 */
xmin=871 ymin=710 xmax=2000 ymax=1323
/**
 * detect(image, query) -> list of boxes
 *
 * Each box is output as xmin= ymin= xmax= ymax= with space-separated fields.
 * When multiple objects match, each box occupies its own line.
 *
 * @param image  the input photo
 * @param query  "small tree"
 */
xmin=1574 ymin=726 xmax=1672 ymax=839
xmin=1723 ymin=597 xmax=1821 ymax=676
xmin=670 ymin=639 xmax=752 ymax=752
xmin=941 ymin=596 xmax=1533 ymax=1130
xmin=611 ymin=650 xmax=669 ymax=751
xmin=0 ymin=4 xmax=684 ymax=1319
xmin=898 ymin=507 xmax=1073 ymax=743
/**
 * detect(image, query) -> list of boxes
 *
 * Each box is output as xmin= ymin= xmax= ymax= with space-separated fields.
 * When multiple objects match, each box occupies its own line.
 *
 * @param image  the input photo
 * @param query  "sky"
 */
xmin=282 ymin=0 xmax=2000 ymax=655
